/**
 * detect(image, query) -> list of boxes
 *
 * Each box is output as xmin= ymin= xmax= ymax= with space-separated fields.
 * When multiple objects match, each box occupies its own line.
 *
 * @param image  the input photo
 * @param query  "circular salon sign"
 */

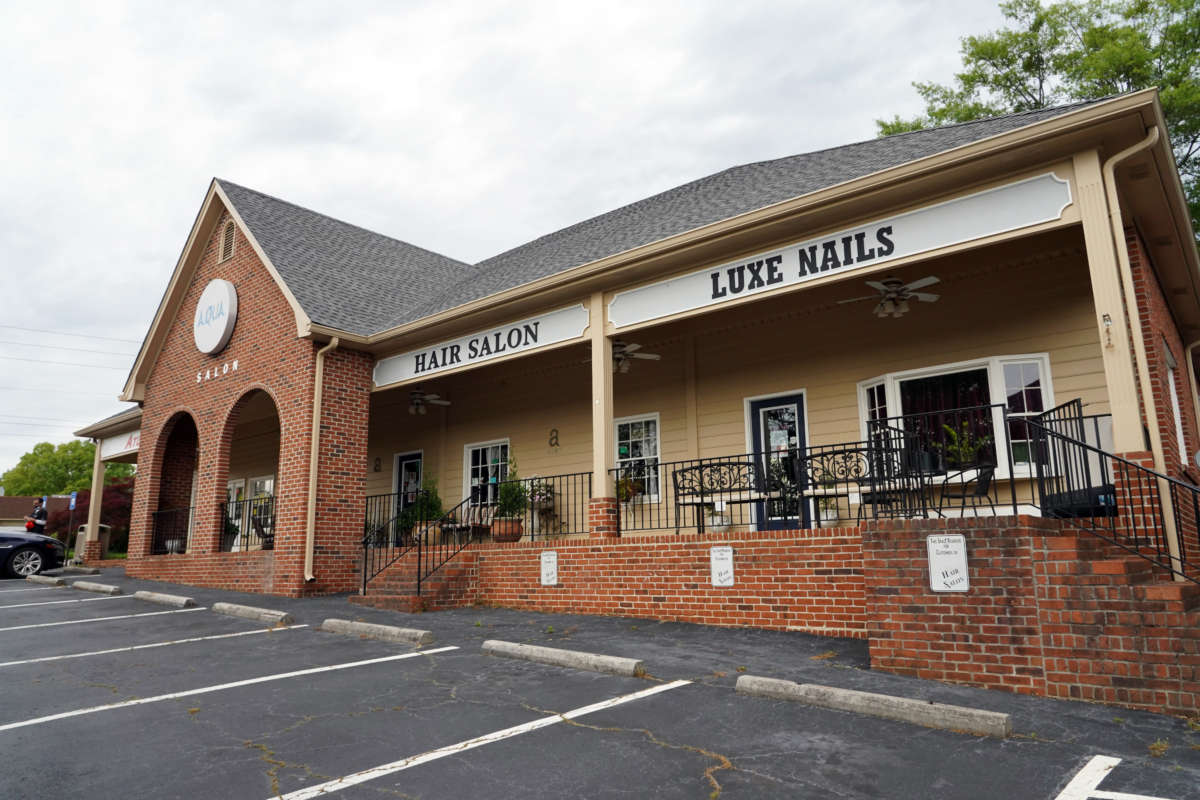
xmin=193 ymin=279 xmax=238 ymax=354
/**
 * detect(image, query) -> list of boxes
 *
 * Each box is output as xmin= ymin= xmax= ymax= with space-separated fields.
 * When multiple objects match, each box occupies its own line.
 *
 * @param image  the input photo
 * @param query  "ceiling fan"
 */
xmin=613 ymin=341 xmax=661 ymax=373
xmin=837 ymin=275 xmax=940 ymax=318
xmin=408 ymin=389 xmax=450 ymax=415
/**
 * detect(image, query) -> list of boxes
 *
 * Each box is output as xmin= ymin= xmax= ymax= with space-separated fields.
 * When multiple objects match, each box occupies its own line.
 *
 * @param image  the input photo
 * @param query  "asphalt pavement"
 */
xmin=0 ymin=567 xmax=1196 ymax=799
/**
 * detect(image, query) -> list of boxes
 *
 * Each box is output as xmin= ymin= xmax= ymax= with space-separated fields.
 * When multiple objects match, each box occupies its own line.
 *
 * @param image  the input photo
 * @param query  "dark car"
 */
xmin=0 ymin=527 xmax=66 ymax=577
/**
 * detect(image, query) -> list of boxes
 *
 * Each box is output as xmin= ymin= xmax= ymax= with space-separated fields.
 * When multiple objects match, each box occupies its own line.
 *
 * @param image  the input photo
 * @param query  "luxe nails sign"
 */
xmin=373 ymin=304 xmax=590 ymax=387
xmin=607 ymin=172 xmax=1073 ymax=329
xmin=193 ymin=279 xmax=239 ymax=354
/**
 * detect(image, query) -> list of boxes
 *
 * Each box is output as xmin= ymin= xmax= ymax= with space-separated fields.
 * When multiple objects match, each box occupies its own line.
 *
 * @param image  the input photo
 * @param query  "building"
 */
xmin=76 ymin=89 xmax=1200 ymax=713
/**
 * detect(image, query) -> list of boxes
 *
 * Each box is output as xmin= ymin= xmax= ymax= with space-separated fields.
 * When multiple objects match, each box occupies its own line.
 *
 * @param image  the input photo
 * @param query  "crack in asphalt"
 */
xmin=521 ymin=701 xmax=736 ymax=799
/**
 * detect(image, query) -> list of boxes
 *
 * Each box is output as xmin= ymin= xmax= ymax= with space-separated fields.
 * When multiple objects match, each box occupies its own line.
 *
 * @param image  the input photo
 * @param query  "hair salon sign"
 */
xmin=373 ymin=304 xmax=589 ymax=387
xmin=607 ymin=172 xmax=1072 ymax=329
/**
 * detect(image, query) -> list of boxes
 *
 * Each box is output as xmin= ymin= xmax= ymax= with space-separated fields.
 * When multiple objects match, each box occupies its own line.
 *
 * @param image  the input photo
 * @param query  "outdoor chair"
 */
xmin=938 ymin=465 xmax=997 ymax=516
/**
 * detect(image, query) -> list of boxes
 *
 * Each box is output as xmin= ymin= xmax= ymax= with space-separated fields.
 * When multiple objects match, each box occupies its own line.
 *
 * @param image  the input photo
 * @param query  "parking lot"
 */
xmin=1 ymin=569 xmax=1197 ymax=799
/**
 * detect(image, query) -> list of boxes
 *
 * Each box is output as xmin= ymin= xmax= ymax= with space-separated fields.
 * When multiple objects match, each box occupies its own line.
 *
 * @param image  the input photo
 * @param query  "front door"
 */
xmin=394 ymin=452 xmax=423 ymax=517
xmin=749 ymin=394 xmax=808 ymax=530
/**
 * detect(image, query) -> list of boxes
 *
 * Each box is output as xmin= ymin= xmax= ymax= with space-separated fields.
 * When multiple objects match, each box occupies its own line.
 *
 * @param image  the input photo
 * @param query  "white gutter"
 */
xmin=1101 ymin=126 xmax=1183 ymax=576
xmin=1186 ymin=339 xmax=1200 ymax=469
xmin=304 ymin=337 xmax=339 ymax=583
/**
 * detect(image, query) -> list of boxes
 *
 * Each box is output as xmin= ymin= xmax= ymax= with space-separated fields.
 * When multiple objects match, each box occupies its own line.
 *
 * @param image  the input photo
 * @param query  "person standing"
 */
xmin=24 ymin=497 xmax=47 ymax=536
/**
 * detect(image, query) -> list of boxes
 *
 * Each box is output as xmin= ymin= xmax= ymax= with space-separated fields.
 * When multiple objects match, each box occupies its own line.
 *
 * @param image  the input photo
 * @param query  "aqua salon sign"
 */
xmin=373 ymin=304 xmax=590 ymax=387
xmin=193 ymin=279 xmax=239 ymax=354
xmin=607 ymin=172 xmax=1073 ymax=329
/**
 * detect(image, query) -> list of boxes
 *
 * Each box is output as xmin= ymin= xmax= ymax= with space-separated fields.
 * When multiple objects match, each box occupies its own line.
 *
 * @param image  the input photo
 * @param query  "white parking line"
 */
xmin=0 ymin=624 xmax=311 ymax=668
xmin=0 ymin=646 xmax=459 ymax=733
xmin=0 ymin=586 xmax=55 ymax=593
xmin=0 ymin=606 xmax=206 ymax=632
xmin=275 ymin=679 xmax=693 ymax=799
xmin=0 ymin=595 xmax=131 ymax=610
xmin=1056 ymin=756 xmax=1177 ymax=800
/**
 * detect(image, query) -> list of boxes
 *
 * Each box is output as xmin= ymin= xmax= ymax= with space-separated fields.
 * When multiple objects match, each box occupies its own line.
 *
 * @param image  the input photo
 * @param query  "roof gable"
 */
xmin=216 ymin=181 xmax=471 ymax=336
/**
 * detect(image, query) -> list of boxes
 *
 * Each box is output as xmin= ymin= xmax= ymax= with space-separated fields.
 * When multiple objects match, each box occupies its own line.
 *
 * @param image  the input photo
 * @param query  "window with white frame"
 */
xmin=859 ymin=354 xmax=1052 ymax=476
xmin=615 ymin=414 xmax=660 ymax=501
xmin=465 ymin=440 xmax=509 ymax=505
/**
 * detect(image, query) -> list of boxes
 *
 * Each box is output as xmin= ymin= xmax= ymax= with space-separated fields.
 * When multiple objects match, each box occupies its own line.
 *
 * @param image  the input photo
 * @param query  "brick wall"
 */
xmin=126 ymin=207 xmax=372 ymax=596
xmin=862 ymin=516 xmax=1200 ymax=716
xmin=447 ymin=527 xmax=866 ymax=636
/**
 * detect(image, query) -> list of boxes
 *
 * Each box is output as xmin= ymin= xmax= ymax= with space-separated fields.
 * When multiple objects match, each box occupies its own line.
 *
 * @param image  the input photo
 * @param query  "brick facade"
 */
xmin=862 ymin=516 xmax=1200 ymax=716
xmin=126 ymin=210 xmax=372 ymax=596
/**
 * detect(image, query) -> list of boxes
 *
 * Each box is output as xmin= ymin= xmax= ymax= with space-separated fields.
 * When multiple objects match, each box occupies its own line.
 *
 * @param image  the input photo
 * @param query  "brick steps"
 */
xmin=357 ymin=549 xmax=477 ymax=609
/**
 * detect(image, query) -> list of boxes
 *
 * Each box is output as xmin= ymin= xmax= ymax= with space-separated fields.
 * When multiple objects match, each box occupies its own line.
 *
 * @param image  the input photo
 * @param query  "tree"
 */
xmin=45 ymin=476 xmax=135 ymax=551
xmin=0 ymin=440 xmax=135 ymax=497
xmin=878 ymin=0 xmax=1200 ymax=239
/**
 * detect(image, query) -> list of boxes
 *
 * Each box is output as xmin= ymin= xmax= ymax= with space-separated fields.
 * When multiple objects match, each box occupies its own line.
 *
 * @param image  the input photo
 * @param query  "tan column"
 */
xmin=590 ymin=291 xmax=615 ymax=496
xmin=1073 ymin=150 xmax=1143 ymax=451
xmin=85 ymin=441 xmax=105 ymax=542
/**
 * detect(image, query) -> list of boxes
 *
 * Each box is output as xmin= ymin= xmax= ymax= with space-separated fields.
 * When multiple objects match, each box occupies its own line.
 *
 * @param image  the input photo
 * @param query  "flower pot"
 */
xmin=491 ymin=518 xmax=524 ymax=543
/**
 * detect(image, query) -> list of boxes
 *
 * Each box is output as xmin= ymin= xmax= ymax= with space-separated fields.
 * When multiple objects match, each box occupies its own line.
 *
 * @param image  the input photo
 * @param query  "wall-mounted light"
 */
xmin=373 ymin=457 xmax=382 ymax=472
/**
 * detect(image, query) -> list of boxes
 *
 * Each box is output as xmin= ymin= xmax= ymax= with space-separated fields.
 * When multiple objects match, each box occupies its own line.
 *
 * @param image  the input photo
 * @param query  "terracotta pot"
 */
xmin=491 ymin=518 xmax=524 ymax=542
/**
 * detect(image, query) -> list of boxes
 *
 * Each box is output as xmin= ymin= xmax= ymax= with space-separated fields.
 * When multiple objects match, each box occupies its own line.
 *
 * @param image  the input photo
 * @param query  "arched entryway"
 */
xmin=152 ymin=412 xmax=199 ymax=555
xmin=220 ymin=389 xmax=282 ymax=552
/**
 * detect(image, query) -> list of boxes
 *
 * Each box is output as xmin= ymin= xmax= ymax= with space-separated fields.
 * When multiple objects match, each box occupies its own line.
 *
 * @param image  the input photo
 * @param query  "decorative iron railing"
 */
xmin=361 ymin=489 xmax=437 ymax=592
xmin=150 ymin=506 xmax=192 ymax=555
xmin=611 ymin=426 xmax=930 ymax=533
xmin=1027 ymin=403 xmax=1196 ymax=584
xmin=220 ymin=496 xmax=275 ymax=552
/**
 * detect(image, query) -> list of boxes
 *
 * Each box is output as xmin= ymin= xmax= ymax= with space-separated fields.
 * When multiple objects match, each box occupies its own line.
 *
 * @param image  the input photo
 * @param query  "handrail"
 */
xmin=360 ymin=489 xmax=434 ymax=594
xmin=150 ymin=506 xmax=193 ymax=555
xmin=1026 ymin=415 xmax=1197 ymax=585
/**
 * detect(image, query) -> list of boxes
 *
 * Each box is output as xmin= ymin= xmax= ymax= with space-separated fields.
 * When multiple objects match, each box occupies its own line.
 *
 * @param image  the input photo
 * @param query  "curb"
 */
xmin=321 ymin=618 xmax=433 ymax=645
xmin=71 ymin=581 xmax=123 ymax=596
xmin=59 ymin=566 xmax=101 ymax=575
xmin=133 ymin=590 xmax=196 ymax=609
xmin=482 ymin=640 xmax=644 ymax=677
xmin=735 ymin=676 xmax=1011 ymax=738
xmin=212 ymin=602 xmax=294 ymax=625
xmin=26 ymin=574 xmax=65 ymax=586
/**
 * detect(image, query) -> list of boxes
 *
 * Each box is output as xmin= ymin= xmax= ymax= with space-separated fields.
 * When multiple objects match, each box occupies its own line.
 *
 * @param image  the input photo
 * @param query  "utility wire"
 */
xmin=0 ymin=340 xmax=137 ymax=357
xmin=0 ymin=355 xmax=128 ymax=370
xmin=0 ymin=324 xmax=141 ymax=344
xmin=0 ymin=387 xmax=115 ymax=396
xmin=0 ymin=414 xmax=91 ymax=424
xmin=0 ymin=420 xmax=82 ymax=429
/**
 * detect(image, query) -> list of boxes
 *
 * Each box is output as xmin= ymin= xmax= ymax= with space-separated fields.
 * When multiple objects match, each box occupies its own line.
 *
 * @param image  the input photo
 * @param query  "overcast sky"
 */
xmin=0 ymin=0 xmax=1009 ymax=481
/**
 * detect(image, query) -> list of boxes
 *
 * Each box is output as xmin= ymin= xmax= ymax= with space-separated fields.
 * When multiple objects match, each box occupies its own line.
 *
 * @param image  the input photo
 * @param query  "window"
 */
xmin=220 ymin=221 xmax=235 ymax=262
xmin=465 ymin=440 xmax=508 ymax=504
xmin=615 ymin=414 xmax=660 ymax=501
xmin=859 ymin=354 xmax=1052 ymax=477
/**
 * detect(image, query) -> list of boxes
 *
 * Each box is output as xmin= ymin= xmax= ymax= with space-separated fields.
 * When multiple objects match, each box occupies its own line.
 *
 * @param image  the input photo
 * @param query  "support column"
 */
xmin=1074 ymin=150 xmax=1143 ymax=451
xmin=82 ymin=441 xmax=106 ymax=562
xmin=589 ymin=291 xmax=618 ymax=538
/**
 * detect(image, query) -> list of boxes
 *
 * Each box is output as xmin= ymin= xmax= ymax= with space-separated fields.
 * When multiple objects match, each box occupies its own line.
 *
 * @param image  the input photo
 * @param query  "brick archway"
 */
xmin=130 ymin=410 xmax=200 ymax=557
xmin=216 ymin=388 xmax=283 ymax=554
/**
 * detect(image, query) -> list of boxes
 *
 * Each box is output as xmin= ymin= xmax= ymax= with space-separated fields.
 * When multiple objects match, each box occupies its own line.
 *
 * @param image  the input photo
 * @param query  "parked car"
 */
xmin=0 ymin=527 xmax=66 ymax=577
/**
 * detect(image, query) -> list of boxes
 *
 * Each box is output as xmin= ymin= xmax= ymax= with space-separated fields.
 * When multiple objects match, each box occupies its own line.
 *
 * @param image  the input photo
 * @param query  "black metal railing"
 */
xmin=485 ymin=471 xmax=593 ymax=540
xmin=361 ymin=472 xmax=593 ymax=595
xmin=150 ymin=506 xmax=192 ymax=555
xmin=873 ymin=403 xmax=1006 ymax=472
xmin=361 ymin=489 xmax=439 ymax=592
xmin=220 ymin=496 xmax=275 ymax=552
xmin=611 ymin=428 xmax=931 ymax=533
xmin=1027 ymin=404 xmax=1197 ymax=584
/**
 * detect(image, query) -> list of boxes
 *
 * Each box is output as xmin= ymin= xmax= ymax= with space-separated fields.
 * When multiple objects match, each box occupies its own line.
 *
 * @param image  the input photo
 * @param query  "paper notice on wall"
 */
xmin=927 ymin=534 xmax=969 ymax=592
xmin=540 ymin=551 xmax=558 ymax=586
xmin=710 ymin=546 xmax=734 ymax=587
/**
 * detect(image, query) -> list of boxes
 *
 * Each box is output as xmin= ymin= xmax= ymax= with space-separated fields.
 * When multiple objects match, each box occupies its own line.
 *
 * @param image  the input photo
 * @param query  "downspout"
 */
xmin=305 ymin=337 xmax=339 ymax=583
xmin=1100 ymin=126 xmax=1183 ymax=575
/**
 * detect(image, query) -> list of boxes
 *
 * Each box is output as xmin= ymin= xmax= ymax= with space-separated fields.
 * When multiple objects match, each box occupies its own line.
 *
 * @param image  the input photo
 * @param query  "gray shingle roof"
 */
xmin=217 ymin=181 xmax=472 ymax=336
xmin=224 ymin=97 xmax=1113 ymax=336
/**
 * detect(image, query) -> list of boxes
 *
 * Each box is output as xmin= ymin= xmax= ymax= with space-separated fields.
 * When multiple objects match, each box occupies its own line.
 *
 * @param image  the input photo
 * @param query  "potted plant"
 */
xmin=936 ymin=421 xmax=993 ymax=469
xmin=616 ymin=475 xmax=644 ymax=505
xmin=491 ymin=457 xmax=528 ymax=542
xmin=397 ymin=481 xmax=444 ymax=544
xmin=529 ymin=478 xmax=555 ymax=512
xmin=814 ymin=469 xmax=839 ymax=522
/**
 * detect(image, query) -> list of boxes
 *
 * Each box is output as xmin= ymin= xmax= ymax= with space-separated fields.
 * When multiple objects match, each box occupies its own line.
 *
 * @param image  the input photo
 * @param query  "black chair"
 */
xmin=938 ymin=465 xmax=997 ymax=516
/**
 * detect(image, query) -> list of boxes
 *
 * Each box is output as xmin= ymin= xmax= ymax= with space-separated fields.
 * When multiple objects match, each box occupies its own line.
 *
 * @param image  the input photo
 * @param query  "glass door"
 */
xmin=749 ymin=395 xmax=807 ymax=529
